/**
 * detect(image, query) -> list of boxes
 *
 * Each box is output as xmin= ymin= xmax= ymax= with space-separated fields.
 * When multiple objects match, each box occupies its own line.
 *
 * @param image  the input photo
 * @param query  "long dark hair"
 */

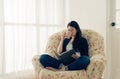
xmin=67 ymin=21 xmax=82 ymax=51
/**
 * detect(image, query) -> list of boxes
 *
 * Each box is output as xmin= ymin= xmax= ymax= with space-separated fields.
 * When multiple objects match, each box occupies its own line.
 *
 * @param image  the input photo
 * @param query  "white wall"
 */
xmin=65 ymin=0 xmax=106 ymax=38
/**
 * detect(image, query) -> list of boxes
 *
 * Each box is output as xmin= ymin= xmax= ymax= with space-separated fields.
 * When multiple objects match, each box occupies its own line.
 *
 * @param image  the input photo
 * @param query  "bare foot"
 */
xmin=60 ymin=66 xmax=65 ymax=71
xmin=46 ymin=67 xmax=58 ymax=71
xmin=46 ymin=66 xmax=65 ymax=71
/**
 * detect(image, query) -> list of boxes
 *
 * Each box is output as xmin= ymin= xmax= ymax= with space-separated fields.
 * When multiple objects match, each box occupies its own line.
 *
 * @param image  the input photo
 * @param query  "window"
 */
xmin=4 ymin=0 xmax=65 ymax=73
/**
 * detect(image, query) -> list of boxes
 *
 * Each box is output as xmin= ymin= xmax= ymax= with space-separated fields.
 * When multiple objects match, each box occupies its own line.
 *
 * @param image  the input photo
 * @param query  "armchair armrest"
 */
xmin=32 ymin=55 xmax=43 ymax=74
xmin=32 ymin=52 xmax=59 ymax=79
xmin=87 ymin=54 xmax=106 ymax=79
xmin=32 ymin=52 xmax=58 ymax=79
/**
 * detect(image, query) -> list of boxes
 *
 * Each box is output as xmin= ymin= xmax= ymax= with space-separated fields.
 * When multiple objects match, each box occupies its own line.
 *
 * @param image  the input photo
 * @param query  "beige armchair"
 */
xmin=32 ymin=29 xmax=106 ymax=79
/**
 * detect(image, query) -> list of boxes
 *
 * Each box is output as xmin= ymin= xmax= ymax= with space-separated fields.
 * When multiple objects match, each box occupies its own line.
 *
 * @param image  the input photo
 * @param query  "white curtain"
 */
xmin=0 ymin=0 xmax=65 ymax=76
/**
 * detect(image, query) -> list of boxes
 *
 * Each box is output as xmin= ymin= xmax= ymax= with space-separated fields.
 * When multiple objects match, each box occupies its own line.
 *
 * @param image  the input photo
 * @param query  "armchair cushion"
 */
xmin=39 ymin=69 xmax=88 ymax=79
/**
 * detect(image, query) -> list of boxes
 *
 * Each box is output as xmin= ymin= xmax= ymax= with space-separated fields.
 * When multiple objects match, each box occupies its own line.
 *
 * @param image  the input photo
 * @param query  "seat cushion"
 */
xmin=39 ymin=68 xmax=88 ymax=79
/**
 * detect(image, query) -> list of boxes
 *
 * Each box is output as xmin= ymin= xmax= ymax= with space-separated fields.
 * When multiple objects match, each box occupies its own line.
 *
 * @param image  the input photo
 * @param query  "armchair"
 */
xmin=32 ymin=29 xmax=106 ymax=79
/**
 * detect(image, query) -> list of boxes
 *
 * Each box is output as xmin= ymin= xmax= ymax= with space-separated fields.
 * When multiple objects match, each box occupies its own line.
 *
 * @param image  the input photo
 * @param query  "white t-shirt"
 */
xmin=66 ymin=41 xmax=80 ymax=57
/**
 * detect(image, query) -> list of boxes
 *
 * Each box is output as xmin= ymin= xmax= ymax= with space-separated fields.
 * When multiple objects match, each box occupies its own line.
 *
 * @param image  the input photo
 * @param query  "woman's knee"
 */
xmin=80 ymin=56 xmax=90 ymax=64
xmin=84 ymin=56 xmax=90 ymax=65
xmin=39 ymin=54 xmax=51 ymax=63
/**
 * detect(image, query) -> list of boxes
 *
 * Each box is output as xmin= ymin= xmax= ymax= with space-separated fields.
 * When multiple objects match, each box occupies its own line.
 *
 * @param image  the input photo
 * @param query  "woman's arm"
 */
xmin=57 ymin=39 xmax=64 ymax=54
xmin=72 ymin=38 xmax=89 ymax=59
xmin=57 ymin=33 xmax=66 ymax=54
xmin=82 ymin=38 xmax=89 ymax=56
xmin=57 ymin=31 xmax=72 ymax=54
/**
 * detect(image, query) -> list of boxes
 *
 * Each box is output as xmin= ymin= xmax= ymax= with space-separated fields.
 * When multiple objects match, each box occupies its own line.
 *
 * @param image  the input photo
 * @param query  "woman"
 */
xmin=39 ymin=21 xmax=90 ymax=71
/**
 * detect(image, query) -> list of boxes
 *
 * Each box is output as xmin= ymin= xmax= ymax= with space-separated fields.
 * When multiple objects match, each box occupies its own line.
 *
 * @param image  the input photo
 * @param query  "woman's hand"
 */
xmin=61 ymin=32 xmax=66 ymax=40
xmin=61 ymin=31 xmax=72 ymax=40
xmin=72 ymin=54 xmax=80 ymax=59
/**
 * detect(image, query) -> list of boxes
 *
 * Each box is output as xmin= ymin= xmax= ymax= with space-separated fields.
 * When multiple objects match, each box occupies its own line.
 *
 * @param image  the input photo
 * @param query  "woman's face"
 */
xmin=67 ymin=26 xmax=77 ymax=36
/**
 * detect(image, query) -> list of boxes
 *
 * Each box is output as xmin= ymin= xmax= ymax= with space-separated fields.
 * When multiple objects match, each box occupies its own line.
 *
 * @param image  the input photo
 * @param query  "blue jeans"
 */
xmin=39 ymin=54 xmax=90 ymax=70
